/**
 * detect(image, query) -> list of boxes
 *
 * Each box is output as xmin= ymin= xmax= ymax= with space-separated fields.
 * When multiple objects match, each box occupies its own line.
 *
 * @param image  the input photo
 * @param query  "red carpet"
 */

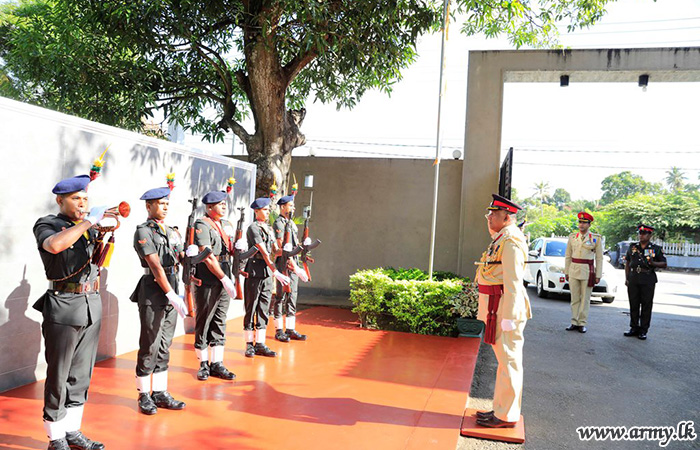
xmin=0 ymin=307 xmax=480 ymax=450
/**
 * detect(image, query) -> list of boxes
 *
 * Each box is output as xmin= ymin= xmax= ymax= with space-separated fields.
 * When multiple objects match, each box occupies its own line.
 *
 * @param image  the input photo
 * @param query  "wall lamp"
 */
xmin=560 ymin=75 xmax=569 ymax=87
xmin=639 ymin=74 xmax=649 ymax=92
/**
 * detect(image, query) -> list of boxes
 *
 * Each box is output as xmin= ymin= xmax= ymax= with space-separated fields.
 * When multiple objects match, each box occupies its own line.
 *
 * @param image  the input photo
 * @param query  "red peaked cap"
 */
xmin=638 ymin=224 xmax=655 ymax=233
xmin=487 ymin=194 xmax=522 ymax=214
xmin=578 ymin=211 xmax=594 ymax=223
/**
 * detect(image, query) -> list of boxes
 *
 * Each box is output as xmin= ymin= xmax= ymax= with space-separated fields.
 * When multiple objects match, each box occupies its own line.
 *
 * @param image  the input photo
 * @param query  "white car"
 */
xmin=522 ymin=237 xmax=618 ymax=303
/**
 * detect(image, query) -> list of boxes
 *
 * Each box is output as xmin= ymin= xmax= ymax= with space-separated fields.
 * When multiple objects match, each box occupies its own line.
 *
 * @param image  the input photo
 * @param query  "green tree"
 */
xmin=532 ymin=181 xmax=551 ymax=204
xmin=665 ymin=167 xmax=686 ymax=192
xmin=600 ymin=171 xmax=662 ymax=205
xmin=552 ymin=187 xmax=571 ymax=209
xmin=1 ymin=0 xmax=613 ymax=193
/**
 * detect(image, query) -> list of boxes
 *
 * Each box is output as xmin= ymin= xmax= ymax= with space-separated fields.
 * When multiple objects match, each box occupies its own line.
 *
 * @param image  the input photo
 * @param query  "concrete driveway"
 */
xmin=458 ymin=270 xmax=700 ymax=450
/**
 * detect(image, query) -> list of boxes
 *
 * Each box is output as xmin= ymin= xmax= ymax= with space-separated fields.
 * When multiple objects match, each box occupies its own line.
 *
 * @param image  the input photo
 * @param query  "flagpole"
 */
xmin=428 ymin=0 xmax=450 ymax=281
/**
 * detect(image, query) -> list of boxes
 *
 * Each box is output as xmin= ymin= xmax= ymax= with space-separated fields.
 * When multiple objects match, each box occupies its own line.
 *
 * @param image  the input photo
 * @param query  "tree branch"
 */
xmin=282 ymin=49 xmax=317 ymax=88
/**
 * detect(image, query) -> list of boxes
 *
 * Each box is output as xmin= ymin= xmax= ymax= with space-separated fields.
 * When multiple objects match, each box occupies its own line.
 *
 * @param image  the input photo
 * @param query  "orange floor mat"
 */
xmin=460 ymin=408 xmax=525 ymax=443
xmin=0 ymin=307 xmax=480 ymax=450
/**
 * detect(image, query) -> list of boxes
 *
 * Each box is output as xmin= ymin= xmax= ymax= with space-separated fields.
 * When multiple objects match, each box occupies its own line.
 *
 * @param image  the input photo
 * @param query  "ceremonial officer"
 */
xmin=33 ymin=175 xmax=109 ymax=450
xmin=191 ymin=191 xmax=237 ymax=381
xmin=243 ymin=198 xmax=291 ymax=357
xmin=564 ymin=212 xmax=603 ymax=333
xmin=624 ymin=224 xmax=667 ymax=340
xmin=130 ymin=187 xmax=188 ymax=415
xmin=271 ymin=195 xmax=309 ymax=343
xmin=474 ymin=194 xmax=531 ymax=428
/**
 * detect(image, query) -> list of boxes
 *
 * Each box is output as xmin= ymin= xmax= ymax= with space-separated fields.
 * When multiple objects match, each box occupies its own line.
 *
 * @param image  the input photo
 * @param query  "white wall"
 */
xmin=0 ymin=97 xmax=255 ymax=392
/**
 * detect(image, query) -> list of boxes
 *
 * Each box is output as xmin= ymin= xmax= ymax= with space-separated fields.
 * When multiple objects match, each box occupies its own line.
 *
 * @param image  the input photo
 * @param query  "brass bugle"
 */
xmin=95 ymin=201 xmax=130 ymax=232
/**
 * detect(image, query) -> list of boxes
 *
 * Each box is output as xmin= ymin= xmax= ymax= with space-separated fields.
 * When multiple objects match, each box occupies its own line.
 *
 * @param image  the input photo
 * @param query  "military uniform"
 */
xmin=271 ymin=213 xmax=305 ymax=340
xmin=33 ymin=175 xmax=105 ymax=450
xmin=193 ymin=213 xmax=235 ymax=364
xmin=244 ymin=219 xmax=275 ymax=347
xmin=475 ymin=195 xmax=531 ymax=427
xmin=130 ymin=191 xmax=187 ymax=414
xmin=625 ymin=240 xmax=666 ymax=337
xmin=564 ymin=222 xmax=603 ymax=330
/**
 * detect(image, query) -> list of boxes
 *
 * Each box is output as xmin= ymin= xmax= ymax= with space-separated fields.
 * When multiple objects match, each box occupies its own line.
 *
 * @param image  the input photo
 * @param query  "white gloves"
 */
xmin=220 ymin=275 xmax=236 ymax=298
xmin=501 ymin=319 xmax=516 ymax=332
xmin=185 ymin=245 xmax=199 ymax=257
xmin=86 ymin=205 xmax=109 ymax=225
xmin=303 ymin=237 xmax=312 ymax=246
xmin=96 ymin=216 xmax=118 ymax=229
xmin=283 ymin=242 xmax=293 ymax=252
xmin=165 ymin=291 xmax=188 ymax=319
xmin=273 ymin=270 xmax=291 ymax=286
xmin=293 ymin=265 xmax=309 ymax=282
xmin=234 ymin=239 xmax=248 ymax=251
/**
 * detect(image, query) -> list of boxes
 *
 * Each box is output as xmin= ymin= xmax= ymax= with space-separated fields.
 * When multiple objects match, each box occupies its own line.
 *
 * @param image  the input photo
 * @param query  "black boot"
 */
xmin=138 ymin=392 xmax=157 ymax=415
xmin=275 ymin=329 xmax=291 ymax=342
xmin=47 ymin=438 xmax=70 ymax=450
xmin=151 ymin=391 xmax=186 ymax=410
xmin=254 ymin=343 xmax=277 ymax=357
xmin=209 ymin=362 xmax=236 ymax=380
xmin=65 ymin=431 xmax=105 ymax=450
xmin=197 ymin=361 xmax=210 ymax=381
xmin=286 ymin=329 xmax=307 ymax=341
xmin=245 ymin=342 xmax=256 ymax=358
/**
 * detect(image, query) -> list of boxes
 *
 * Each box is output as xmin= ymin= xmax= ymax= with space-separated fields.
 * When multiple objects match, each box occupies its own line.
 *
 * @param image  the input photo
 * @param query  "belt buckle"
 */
xmin=636 ymin=266 xmax=641 ymax=273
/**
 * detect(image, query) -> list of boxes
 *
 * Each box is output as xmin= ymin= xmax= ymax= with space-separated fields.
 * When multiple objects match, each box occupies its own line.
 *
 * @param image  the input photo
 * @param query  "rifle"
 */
xmin=232 ymin=207 xmax=259 ymax=299
xmin=182 ymin=198 xmax=211 ymax=317
xmin=280 ymin=213 xmax=303 ymax=292
xmin=300 ymin=209 xmax=321 ymax=282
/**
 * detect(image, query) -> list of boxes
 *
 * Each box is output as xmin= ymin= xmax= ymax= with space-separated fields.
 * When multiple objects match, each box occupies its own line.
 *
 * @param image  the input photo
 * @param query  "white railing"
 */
xmin=653 ymin=240 xmax=700 ymax=257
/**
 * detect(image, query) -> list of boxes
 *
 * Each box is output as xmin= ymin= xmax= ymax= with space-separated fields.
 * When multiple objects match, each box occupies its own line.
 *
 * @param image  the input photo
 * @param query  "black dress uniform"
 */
xmin=625 ymin=236 xmax=666 ymax=338
xmin=192 ymin=193 xmax=236 ymax=380
xmin=130 ymin=186 xmax=187 ymax=415
xmin=271 ymin=212 xmax=306 ymax=341
xmin=33 ymin=175 xmax=105 ymax=450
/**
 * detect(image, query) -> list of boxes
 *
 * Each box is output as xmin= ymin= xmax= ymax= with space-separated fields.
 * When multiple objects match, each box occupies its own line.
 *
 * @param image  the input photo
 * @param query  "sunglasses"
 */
xmin=638 ymin=230 xmax=651 ymax=235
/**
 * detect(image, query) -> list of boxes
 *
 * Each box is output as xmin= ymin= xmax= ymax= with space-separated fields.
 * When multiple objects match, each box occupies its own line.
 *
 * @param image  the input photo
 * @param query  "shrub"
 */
xmin=349 ymin=267 xmax=477 ymax=336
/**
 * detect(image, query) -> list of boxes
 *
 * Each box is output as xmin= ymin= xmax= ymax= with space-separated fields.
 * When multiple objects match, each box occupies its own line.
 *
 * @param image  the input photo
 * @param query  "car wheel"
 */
xmin=602 ymin=297 xmax=614 ymax=304
xmin=536 ymin=272 xmax=549 ymax=298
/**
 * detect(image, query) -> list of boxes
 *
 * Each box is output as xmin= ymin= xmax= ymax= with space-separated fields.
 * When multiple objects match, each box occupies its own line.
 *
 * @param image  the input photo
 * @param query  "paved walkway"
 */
xmin=0 ymin=307 xmax=479 ymax=450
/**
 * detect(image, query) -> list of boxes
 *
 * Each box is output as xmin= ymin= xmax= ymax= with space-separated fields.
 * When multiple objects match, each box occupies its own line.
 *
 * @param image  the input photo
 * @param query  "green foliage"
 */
xmin=349 ymin=268 xmax=474 ymax=336
xmin=600 ymin=171 xmax=663 ymax=205
xmin=523 ymin=204 xmax=577 ymax=240
xmin=598 ymin=191 xmax=700 ymax=245
xmin=383 ymin=267 xmax=465 ymax=282
xmin=449 ymin=281 xmax=479 ymax=319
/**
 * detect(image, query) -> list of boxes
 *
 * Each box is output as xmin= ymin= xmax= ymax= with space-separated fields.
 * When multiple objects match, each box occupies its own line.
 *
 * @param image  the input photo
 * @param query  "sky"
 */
xmin=181 ymin=0 xmax=700 ymax=201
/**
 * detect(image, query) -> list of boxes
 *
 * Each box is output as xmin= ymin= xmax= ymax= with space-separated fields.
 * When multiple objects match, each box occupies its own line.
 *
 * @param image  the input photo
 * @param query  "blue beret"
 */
xmin=140 ymin=187 xmax=171 ymax=201
xmin=52 ymin=175 xmax=91 ymax=194
xmin=250 ymin=197 xmax=271 ymax=209
xmin=277 ymin=195 xmax=295 ymax=205
xmin=202 ymin=190 xmax=227 ymax=204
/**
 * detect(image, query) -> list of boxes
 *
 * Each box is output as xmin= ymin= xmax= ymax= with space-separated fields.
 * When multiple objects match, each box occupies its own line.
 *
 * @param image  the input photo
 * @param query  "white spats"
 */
xmin=44 ymin=418 xmax=66 ymax=441
xmin=255 ymin=329 xmax=266 ymax=344
xmin=64 ymin=405 xmax=83 ymax=433
xmin=286 ymin=316 xmax=296 ymax=330
xmin=152 ymin=371 xmax=168 ymax=392
xmin=211 ymin=346 xmax=225 ymax=363
xmin=245 ymin=330 xmax=255 ymax=343
xmin=275 ymin=317 xmax=284 ymax=330
xmin=136 ymin=375 xmax=151 ymax=393
xmin=195 ymin=347 xmax=209 ymax=363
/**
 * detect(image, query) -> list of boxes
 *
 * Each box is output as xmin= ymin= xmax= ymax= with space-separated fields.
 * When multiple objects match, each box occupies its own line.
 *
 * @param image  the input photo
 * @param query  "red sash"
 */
xmin=202 ymin=216 xmax=231 ymax=253
xmin=571 ymin=257 xmax=595 ymax=287
xmin=478 ymin=284 xmax=503 ymax=345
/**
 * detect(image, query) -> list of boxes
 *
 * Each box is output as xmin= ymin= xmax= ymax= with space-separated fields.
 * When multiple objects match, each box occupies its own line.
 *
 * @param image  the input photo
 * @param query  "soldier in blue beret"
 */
xmin=33 ymin=175 xmax=111 ymax=450
xmin=243 ymin=197 xmax=291 ymax=357
xmin=270 ymin=195 xmax=310 ymax=343
xmin=130 ymin=186 xmax=187 ymax=415
xmin=190 ymin=191 xmax=237 ymax=380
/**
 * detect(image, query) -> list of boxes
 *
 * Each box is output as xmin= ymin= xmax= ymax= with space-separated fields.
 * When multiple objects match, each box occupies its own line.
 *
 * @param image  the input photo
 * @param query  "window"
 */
xmin=544 ymin=241 xmax=567 ymax=257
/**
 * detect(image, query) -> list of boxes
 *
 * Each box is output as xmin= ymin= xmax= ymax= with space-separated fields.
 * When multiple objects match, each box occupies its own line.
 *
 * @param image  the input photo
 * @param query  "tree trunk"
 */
xmin=238 ymin=15 xmax=306 ymax=199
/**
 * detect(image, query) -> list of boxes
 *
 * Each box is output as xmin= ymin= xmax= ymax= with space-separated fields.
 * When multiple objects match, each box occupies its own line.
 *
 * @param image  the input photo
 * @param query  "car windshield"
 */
xmin=544 ymin=241 xmax=567 ymax=256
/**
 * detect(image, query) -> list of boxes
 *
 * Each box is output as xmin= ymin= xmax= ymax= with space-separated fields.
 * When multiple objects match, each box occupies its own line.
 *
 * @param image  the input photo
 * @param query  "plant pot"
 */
xmin=456 ymin=317 xmax=484 ymax=338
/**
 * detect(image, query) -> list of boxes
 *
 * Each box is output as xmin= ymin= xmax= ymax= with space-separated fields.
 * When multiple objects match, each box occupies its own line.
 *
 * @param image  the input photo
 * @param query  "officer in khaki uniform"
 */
xmin=474 ymin=194 xmax=531 ymax=428
xmin=564 ymin=212 xmax=603 ymax=333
